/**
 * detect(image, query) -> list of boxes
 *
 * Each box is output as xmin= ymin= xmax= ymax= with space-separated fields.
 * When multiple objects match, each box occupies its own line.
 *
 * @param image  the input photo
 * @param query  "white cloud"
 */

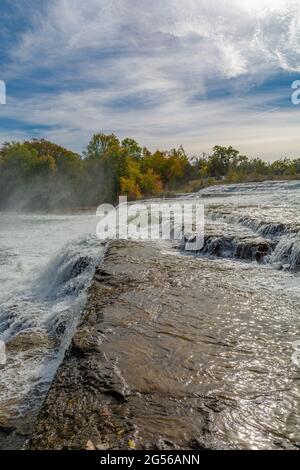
xmin=1 ymin=0 xmax=300 ymax=158
xmin=10 ymin=0 xmax=300 ymax=75
xmin=2 ymin=84 xmax=298 ymax=160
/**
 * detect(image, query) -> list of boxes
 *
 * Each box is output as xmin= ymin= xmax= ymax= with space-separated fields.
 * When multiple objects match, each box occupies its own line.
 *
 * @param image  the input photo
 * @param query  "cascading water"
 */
xmin=0 ymin=180 xmax=300 ymax=449
xmin=0 ymin=212 xmax=104 ymax=439
xmin=270 ymin=235 xmax=300 ymax=271
xmin=180 ymin=180 xmax=300 ymax=271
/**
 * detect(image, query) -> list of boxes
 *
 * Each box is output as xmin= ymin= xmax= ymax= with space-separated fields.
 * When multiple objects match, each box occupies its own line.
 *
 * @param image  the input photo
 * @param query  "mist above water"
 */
xmin=0 ymin=180 xmax=299 ymax=449
xmin=0 ymin=212 xmax=103 ymax=429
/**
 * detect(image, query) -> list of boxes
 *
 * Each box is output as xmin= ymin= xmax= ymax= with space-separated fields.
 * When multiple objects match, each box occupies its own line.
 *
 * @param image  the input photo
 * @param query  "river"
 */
xmin=0 ymin=180 xmax=300 ymax=449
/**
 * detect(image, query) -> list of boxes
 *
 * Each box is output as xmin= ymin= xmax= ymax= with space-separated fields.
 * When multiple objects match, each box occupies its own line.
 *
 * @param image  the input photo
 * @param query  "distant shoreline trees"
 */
xmin=0 ymin=135 xmax=299 ymax=210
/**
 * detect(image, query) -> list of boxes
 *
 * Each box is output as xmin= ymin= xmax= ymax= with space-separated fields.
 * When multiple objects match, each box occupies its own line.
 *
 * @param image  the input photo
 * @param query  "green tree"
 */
xmin=121 ymin=138 xmax=142 ymax=160
xmin=207 ymin=146 xmax=246 ymax=177
xmin=83 ymin=133 xmax=125 ymax=204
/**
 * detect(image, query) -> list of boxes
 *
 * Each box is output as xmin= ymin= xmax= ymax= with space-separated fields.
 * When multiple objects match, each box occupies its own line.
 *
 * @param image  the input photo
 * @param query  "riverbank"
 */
xmin=29 ymin=239 xmax=299 ymax=450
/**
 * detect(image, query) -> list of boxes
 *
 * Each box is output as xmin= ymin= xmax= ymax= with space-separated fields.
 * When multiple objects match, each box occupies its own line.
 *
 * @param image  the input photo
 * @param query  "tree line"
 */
xmin=0 ymin=134 xmax=299 ymax=210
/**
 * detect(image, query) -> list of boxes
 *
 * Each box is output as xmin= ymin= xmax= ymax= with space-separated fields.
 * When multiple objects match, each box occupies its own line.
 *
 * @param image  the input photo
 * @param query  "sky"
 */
xmin=0 ymin=0 xmax=300 ymax=160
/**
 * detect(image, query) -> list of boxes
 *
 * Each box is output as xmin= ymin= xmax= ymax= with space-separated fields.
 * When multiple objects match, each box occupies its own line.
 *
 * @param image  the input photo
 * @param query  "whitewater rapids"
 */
xmin=0 ymin=180 xmax=300 ymax=448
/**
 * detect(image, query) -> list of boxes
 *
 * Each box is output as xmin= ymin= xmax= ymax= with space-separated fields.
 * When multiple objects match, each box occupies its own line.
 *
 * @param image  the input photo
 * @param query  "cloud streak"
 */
xmin=0 ymin=0 xmax=300 ymax=159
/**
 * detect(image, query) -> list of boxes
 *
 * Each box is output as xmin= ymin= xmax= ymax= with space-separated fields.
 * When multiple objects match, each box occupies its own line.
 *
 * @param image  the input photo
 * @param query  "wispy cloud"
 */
xmin=0 ymin=0 xmax=300 ymax=159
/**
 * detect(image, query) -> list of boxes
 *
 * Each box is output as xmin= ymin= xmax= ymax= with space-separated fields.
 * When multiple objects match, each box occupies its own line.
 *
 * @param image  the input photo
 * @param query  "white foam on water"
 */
xmin=0 ymin=180 xmax=300 ymax=447
xmin=0 ymin=212 xmax=105 ymax=418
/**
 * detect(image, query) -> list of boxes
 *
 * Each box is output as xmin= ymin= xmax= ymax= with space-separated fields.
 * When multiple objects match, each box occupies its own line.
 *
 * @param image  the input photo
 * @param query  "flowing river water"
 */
xmin=0 ymin=180 xmax=300 ymax=449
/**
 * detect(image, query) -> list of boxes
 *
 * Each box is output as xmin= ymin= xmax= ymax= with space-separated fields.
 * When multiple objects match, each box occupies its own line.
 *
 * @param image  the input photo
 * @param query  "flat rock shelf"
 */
xmin=29 ymin=240 xmax=300 ymax=450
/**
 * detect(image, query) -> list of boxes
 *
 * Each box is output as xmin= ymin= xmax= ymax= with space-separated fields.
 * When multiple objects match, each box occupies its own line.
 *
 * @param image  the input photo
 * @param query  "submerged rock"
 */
xmin=29 ymin=240 xmax=300 ymax=450
xmin=29 ymin=241 xmax=219 ymax=449
xmin=7 ymin=330 xmax=53 ymax=352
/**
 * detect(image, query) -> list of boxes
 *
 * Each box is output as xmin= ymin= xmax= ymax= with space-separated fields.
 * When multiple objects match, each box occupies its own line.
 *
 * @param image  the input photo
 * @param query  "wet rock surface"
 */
xmin=30 ymin=240 xmax=300 ymax=450
xmin=29 ymin=241 xmax=221 ymax=449
xmin=0 ymin=330 xmax=56 ymax=450
xmin=6 ymin=330 xmax=53 ymax=352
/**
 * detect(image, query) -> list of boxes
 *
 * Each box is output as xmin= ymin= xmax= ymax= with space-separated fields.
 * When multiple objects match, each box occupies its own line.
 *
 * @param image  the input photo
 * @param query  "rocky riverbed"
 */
xmin=29 ymin=240 xmax=300 ymax=450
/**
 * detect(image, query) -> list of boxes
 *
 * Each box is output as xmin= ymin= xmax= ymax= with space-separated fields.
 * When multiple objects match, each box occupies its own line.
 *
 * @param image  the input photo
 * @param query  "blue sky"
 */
xmin=0 ymin=0 xmax=299 ymax=159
